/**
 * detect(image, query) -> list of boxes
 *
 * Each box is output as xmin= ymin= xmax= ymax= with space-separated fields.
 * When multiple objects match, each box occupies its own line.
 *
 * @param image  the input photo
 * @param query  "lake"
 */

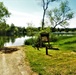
xmin=0 ymin=36 xmax=31 ymax=47
xmin=53 ymin=32 xmax=76 ymax=36
xmin=1 ymin=32 xmax=75 ymax=47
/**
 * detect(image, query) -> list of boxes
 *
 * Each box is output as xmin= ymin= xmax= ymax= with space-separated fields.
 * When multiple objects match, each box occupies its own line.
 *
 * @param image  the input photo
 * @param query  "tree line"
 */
xmin=0 ymin=23 xmax=26 ymax=36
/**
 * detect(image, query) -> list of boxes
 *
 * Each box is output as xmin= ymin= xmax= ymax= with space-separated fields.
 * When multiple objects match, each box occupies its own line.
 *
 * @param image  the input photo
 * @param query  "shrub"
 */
xmin=24 ymin=38 xmax=38 ymax=46
xmin=24 ymin=38 xmax=34 ymax=45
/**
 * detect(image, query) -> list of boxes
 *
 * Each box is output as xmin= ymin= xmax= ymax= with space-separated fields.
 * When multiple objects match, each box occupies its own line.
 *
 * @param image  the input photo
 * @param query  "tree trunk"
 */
xmin=42 ymin=9 xmax=46 ymax=30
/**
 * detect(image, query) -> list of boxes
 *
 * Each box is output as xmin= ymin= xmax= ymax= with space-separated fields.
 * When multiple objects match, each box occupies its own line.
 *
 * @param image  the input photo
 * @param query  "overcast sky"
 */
xmin=0 ymin=0 xmax=76 ymax=28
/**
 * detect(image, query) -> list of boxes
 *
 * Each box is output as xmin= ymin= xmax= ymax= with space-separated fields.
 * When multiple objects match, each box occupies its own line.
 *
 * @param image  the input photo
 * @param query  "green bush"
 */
xmin=24 ymin=38 xmax=37 ymax=46
xmin=24 ymin=38 xmax=34 ymax=45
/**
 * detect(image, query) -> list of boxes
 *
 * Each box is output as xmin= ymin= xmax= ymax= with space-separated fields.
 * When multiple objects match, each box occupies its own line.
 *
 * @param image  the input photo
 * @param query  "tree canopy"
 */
xmin=47 ymin=0 xmax=74 ymax=30
xmin=0 ymin=2 xmax=10 ymax=22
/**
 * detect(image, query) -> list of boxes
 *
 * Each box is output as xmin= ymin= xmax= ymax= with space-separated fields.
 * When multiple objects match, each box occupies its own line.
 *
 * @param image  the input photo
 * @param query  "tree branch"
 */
xmin=54 ymin=18 xmax=69 ymax=28
xmin=46 ymin=0 xmax=51 ymax=9
xmin=42 ymin=0 xmax=45 ymax=10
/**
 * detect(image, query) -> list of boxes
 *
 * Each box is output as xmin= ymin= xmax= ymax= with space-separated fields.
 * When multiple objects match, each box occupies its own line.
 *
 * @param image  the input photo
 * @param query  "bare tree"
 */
xmin=41 ymin=0 xmax=58 ymax=30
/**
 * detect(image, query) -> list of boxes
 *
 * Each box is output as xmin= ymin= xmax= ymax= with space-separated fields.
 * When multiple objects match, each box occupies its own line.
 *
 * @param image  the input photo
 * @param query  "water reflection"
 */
xmin=0 ymin=36 xmax=30 ymax=47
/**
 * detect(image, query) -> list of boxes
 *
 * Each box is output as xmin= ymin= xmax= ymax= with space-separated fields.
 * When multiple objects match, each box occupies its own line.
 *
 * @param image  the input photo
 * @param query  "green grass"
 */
xmin=24 ymin=35 xmax=76 ymax=75
xmin=54 ymin=35 xmax=76 ymax=52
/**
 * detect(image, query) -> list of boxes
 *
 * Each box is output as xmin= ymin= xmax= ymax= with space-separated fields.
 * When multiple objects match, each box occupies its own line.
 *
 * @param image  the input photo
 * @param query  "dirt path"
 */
xmin=0 ymin=46 xmax=37 ymax=75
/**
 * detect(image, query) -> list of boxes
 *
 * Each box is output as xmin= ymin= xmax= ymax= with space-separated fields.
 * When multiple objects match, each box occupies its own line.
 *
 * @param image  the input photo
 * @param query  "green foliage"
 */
xmin=40 ymin=27 xmax=51 ymax=33
xmin=0 ymin=22 xmax=26 ymax=36
xmin=24 ymin=38 xmax=36 ymax=45
xmin=47 ymin=0 xmax=74 ymax=29
xmin=26 ymin=23 xmax=35 ymax=36
xmin=24 ymin=38 xmax=33 ymax=45
xmin=0 ymin=2 xmax=10 ymax=21
xmin=0 ymin=37 xmax=5 ymax=48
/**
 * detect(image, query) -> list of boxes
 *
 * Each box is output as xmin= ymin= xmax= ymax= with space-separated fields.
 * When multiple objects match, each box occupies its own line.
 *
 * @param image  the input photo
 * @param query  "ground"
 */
xmin=0 ymin=46 xmax=38 ymax=75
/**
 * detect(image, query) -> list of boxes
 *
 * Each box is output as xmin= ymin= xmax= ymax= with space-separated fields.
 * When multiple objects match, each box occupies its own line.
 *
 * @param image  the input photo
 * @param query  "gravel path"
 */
xmin=0 ymin=46 xmax=37 ymax=75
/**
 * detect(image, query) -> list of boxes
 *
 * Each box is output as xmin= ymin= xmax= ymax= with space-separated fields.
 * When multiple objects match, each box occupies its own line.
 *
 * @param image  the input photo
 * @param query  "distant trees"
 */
xmin=0 ymin=22 xmax=26 ymax=36
xmin=26 ymin=23 xmax=35 ymax=36
xmin=47 ymin=1 xmax=74 ymax=31
xmin=8 ymin=24 xmax=26 ymax=36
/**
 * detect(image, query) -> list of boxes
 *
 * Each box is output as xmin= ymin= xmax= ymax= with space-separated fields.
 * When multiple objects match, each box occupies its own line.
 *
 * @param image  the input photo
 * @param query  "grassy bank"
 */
xmin=54 ymin=35 xmax=76 ymax=52
xmin=24 ymin=35 xmax=76 ymax=75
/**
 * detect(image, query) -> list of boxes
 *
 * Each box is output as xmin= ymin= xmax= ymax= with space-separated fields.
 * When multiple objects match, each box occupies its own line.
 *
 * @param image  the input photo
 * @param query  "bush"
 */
xmin=24 ymin=38 xmax=37 ymax=45
xmin=24 ymin=38 xmax=34 ymax=45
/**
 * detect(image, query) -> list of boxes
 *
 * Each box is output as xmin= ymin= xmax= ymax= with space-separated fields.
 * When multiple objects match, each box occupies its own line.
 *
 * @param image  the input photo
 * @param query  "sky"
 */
xmin=0 ymin=0 xmax=76 ymax=28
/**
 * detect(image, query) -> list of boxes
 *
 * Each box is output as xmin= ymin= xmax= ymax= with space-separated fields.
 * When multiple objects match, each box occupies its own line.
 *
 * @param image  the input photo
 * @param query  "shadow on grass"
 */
xmin=0 ymin=47 xmax=19 ymax=53
xmin=47 ymin=54 xmax=52 ymax=57
xmin=51 ymin=47 xmax=59 ymax=50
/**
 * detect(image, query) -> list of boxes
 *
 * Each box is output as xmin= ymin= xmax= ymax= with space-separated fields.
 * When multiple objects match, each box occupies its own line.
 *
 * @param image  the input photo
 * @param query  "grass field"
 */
xmin=24 ymin=35 xmax=76 ymax=75
xmin=54 ymin=35 xmax=76 ymax=52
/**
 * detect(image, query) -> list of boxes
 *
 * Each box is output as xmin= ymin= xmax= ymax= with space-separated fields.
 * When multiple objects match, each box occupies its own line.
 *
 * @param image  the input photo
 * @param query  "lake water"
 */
xmin=4 ymin=36 xmax=31 ymax=47
xmin=1 ymin=32 xmax=75 ymax=47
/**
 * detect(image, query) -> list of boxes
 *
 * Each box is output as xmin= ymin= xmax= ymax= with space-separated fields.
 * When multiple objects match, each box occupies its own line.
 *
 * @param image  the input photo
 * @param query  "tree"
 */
xmin=40 ymin=0 xmax=59 ymax=30
xmin=0 ymin=2 xmax=10 ymax=35
xmin=0 ymin=2 xmax=10 ymax=22
xmin=0 ymin=20 xmax=6 ymax=35
xmin=26 ymin=23 xmax=35 ymax=36
xmin=47 ymin=1 xmax=74 ymax=31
